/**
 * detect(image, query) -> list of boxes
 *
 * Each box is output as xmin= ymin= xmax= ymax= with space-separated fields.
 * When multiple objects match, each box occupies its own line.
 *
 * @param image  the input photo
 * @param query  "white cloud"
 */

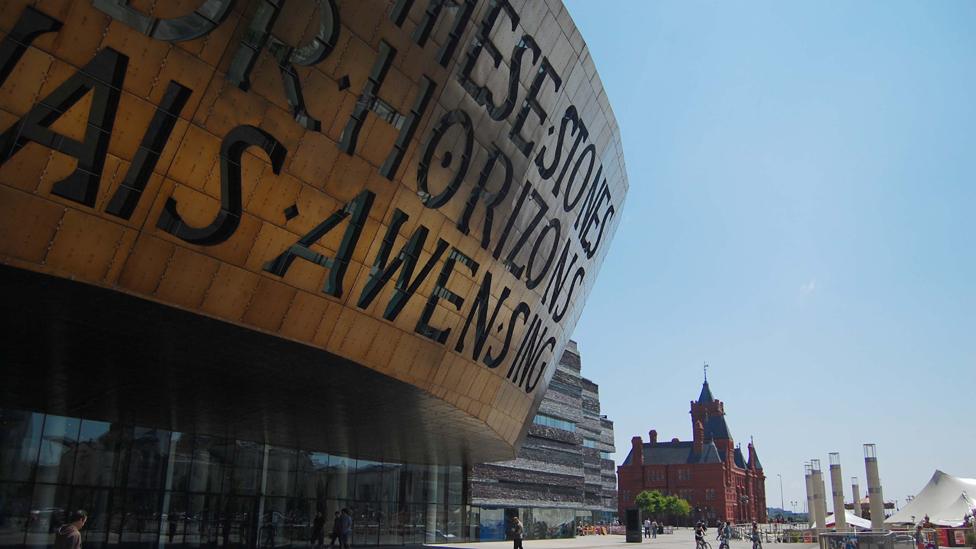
xmin=800 ymin=279 xmax=817 ymax=295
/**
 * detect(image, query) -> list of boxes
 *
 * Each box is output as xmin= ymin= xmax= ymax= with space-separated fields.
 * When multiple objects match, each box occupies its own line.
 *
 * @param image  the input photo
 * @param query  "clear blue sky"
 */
xmin=564 ymin=0 xmax=976 ymax=513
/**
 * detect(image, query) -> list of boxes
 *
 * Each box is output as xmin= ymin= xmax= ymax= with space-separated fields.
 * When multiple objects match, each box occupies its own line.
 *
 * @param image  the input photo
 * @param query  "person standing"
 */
xmin=338 ymin=509 xmax=352 ymax=549
xmin=914 ymin=525 xmax=925 ymax=549
xmin=55 ymin=510 xmax=88 ymax=549
xmin=644 ymin=518 xmax=651 ymax=539
xmin=512 ymin=517 xmax=524 ymax=549
xmin=310 ymin=512 xmax=325 ymax=548
xmin=651 ymin=520 xmax=658 ymax=539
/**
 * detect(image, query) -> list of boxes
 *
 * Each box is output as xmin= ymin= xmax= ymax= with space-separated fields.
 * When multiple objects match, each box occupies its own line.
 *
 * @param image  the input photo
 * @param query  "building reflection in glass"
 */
xmin=0 ymin=409 xmax=463 ymax=548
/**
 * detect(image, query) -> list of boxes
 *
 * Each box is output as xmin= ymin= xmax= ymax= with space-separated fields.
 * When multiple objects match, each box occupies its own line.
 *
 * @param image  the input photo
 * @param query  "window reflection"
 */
xmin=0 ymin=410 xmax=44 ymax=482
xmin=36 ymin=416 xmax=81 ymax=485
xmin=0 ymin=408 xmax=471 ymax=548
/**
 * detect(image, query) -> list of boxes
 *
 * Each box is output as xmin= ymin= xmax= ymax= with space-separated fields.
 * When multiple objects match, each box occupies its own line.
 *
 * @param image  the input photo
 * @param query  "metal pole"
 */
xmin=779 ymin=474 xmax=785 ymax=513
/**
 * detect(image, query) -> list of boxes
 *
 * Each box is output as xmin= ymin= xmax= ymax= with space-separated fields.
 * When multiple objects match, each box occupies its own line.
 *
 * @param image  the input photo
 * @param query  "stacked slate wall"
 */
xmin=469 ymin=340 xmax=617 ymax=518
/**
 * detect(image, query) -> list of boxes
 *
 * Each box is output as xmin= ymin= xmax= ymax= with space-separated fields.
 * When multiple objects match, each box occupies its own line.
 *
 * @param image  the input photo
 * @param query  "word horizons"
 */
xmin=0 ymin=0 xmax=623 ymax=394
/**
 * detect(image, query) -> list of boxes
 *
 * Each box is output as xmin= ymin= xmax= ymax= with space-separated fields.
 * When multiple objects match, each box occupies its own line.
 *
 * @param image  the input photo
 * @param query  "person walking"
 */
xmin=55 ymin=510 xmax=88 ymax=549
xmin=651 ymin=520 xmax=658 ymax=539
xmin=338 ymin=509 xmax=352 ymax=549
xmin=512 ymin=516 xmax=524 ymax=549
xmin=644 ymin=518 xmax=651 ymax=539
xmin=310 ymin=512 xmax=325 ymax=549
xmin=327 ymin=511 xmax=341 ymax=547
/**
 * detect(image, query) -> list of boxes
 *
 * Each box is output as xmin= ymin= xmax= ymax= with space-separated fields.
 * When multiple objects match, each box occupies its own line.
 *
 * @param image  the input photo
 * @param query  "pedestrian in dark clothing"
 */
xmin=512 ymin=517 xmax=524 ymax=549
xmin=55 ymin=510 xmax=88 ymax=549
xmin=311 ymin=512 xmax=325 ymax=548
xmin=328 ymin=512 xmax=341 ymax=547
xmin=338 ymin=509 xmax=352 ymax=549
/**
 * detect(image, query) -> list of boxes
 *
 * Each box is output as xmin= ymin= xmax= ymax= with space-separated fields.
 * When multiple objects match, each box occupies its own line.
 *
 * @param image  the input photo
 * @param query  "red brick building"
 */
xmin=617 ymin=378 xmax=767 ymax=524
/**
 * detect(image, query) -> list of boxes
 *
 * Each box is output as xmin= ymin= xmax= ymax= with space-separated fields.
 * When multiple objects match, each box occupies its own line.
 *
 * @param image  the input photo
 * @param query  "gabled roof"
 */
xmin=697 ymin=380 xmax=714 ymax=403
xmin=622 ymin=440 xmax=724 ymax=466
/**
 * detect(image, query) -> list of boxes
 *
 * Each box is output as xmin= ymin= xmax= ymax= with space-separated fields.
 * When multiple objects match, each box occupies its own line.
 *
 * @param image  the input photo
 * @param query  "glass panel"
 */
xmin=228 ymin=442 xmax=263 ymax=496
xmin=73 ymin=420 xmax=120 ymax=487
xmin=401 ymin=465 xmax=426 ymax=504
xmin=159 ymin=492 xmax=187 ymax=548
xmin=217 ymin=496 xmax=257 ymax=549
xmin=189 ymin=436 xmax=233 ymax=494
xmin=68 ymin=487 xmax=111 ymax=549
xmin=285 ymin=497 xmax=308 ymax=548
xmin=119 ymin=490 xmax=163 ymax=544
xmin=306 ymin=501 xmax=326 ymax=547
xmin=351 ymin=502 xmax=377 ymax=546
xmin=297 ymin=452 xmax=329 ymax=504
xmin=403 ymin=504 xmax=425 ymax=545
xmin=0 ymin=410 xmax=44 ymax=482
xmin=35 ymin=415 xmax=81 ymax=484
xmin=522 ymin=507 xmax=574 ymax=539
xmin=532 ymin=414 xmax=576 ymax=431
xmin=446 ymin=466 xmax=463 ymax=505
xmin=477 ymin=506 xmax=508 ymax=541
xmin=126 ymin=428 xmax=171 ymax=490
xmin=377 ymin=496 xmax=400 ymax=546
xmin=259 ymin=496 xmax=287 ymax=548
xmin=169 ymin=433 xmax=193 ymax=493
xmin=184 ymin=493 xmax=220 ymax=548
xmin=326 ymin=456 xmax=353 ymax=501
xmin=0 ymin=482 xmax=32 ymax=546
xmin=25 ymin=483 xmax=70 ymax=547
xmin=423 ymin=466 xmax=442 ymax=505
xmin=354 ymin=460 xmax=381 ymax=502
xmin=265 ymin=446 xmax=296 ymax=497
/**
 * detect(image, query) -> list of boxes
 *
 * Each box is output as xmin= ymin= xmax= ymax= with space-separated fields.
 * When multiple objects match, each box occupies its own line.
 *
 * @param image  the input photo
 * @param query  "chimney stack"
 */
xmin=851 ymin=477 xmax=861 ymax=518
xmin=693 ymin=420 xmax=704 ymax=454
xmin=649 ymin=430 xmax=658 ymax=445
xmin=631 ymin=436 xmax=643 ymax=467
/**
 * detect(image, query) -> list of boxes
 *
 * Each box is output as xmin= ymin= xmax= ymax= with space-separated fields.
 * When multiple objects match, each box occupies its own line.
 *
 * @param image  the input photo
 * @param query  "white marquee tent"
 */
xmin=930 ymin=493 xmax=976 ymax=527
xmin=819 ymin=511 xmax=873 ymax=530
xmin=886 ymin=470 xmax=976 ymax=527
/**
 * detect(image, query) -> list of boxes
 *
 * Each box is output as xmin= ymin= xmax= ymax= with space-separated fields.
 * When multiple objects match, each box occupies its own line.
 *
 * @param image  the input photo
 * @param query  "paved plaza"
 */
xmin=431 ymin=528 xmax=819 ymax=549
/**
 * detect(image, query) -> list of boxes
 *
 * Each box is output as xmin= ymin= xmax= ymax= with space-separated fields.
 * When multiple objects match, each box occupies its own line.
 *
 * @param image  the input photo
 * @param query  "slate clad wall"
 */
xmin=469 ymin=340 xmax=617 ymax=518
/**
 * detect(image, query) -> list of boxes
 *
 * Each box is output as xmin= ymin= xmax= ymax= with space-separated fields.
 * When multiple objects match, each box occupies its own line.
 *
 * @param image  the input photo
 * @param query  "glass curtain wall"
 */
xmin=0 ymin=409 xmax=464 ymax=549
xmin=466 ymin=506 xmax=575 ymax=541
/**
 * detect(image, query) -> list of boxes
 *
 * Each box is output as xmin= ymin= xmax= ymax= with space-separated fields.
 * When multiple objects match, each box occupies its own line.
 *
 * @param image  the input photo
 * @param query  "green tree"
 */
xmin=635 ymin=490 xmax=667 ymax=519
xmin=664 ymin=495 xmax=692 ymax=520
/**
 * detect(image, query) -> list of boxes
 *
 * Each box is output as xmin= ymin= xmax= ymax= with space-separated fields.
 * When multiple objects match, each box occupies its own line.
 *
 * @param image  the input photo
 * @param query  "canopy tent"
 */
xmin=814 ymin=511 xmax=872 ymax=530
xmin=929 ymin=493 xmax=976 ymax=527
xmin=886 ymin=470 xmax=976 ymax=526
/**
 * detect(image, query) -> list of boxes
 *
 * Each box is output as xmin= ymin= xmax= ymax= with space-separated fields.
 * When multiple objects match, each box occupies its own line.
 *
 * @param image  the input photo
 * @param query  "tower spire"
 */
xmin=704 ymin=362 xmax=708 ymax=382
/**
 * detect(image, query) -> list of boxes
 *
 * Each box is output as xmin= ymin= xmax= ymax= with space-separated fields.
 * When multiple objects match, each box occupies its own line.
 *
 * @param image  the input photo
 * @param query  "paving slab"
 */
xmin=429 ymin=528 xmax=820 ymax=549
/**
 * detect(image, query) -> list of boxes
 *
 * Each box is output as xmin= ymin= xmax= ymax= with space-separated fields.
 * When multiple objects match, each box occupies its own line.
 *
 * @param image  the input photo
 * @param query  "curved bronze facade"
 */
xmin=0 ymin=0 xmax=627 ymax=465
